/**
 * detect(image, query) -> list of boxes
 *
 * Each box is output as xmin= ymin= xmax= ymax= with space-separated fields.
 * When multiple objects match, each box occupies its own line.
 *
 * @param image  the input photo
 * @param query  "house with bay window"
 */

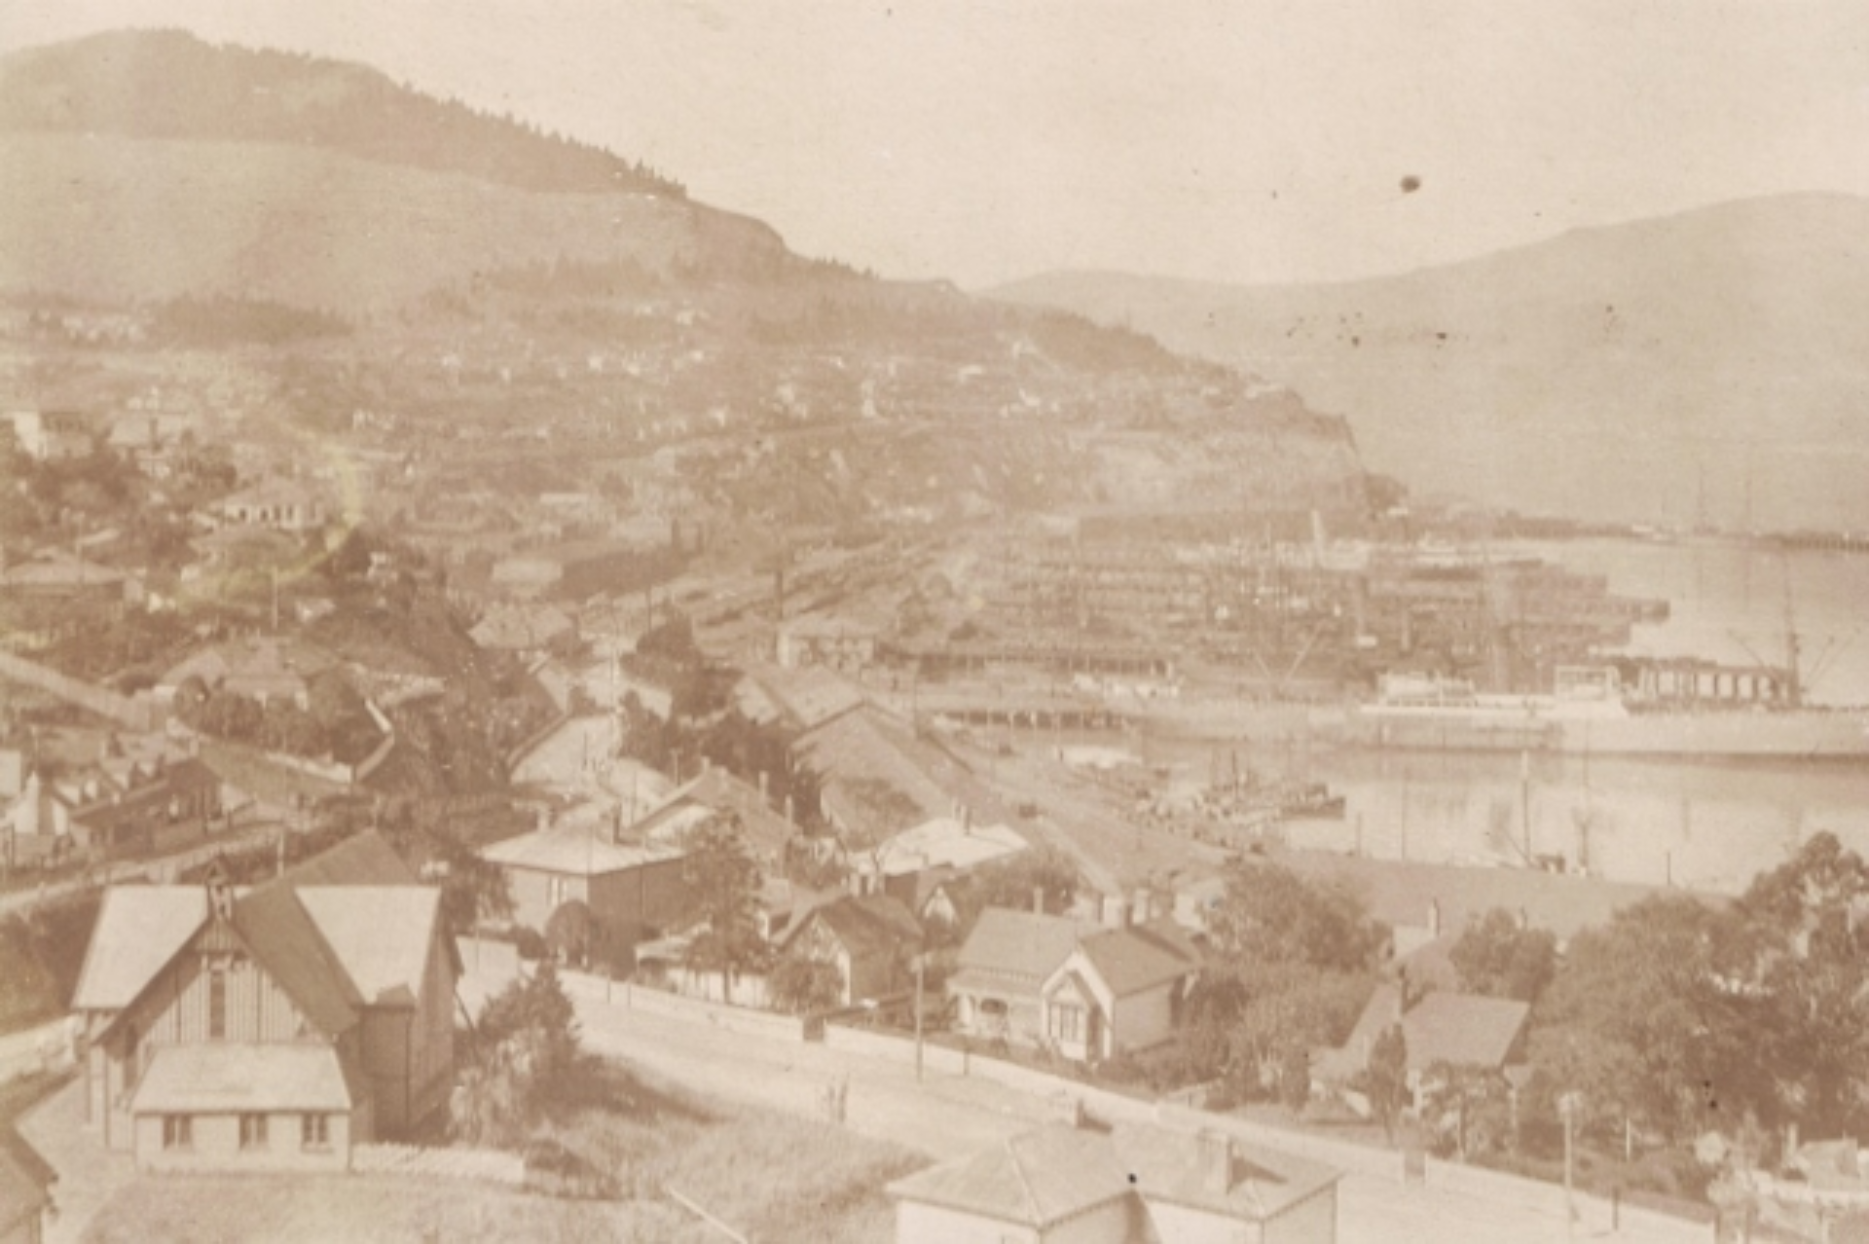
xmin=69 ymin=832 xmax=458 ymax=1172
xmin=947 ymin=906 xmax=1200 ymax=1064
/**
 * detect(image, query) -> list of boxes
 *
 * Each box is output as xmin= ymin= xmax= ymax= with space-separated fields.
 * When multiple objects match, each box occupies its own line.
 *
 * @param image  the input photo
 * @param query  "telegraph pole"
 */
xmin=1560 ymin=1091 xmax=1581 ymax=1241
xmin=913 ymin=954 xmax=926 ymax=1082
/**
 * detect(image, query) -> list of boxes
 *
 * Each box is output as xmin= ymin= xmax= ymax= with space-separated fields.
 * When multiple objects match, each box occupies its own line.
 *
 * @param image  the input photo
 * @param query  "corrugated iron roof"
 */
xmin=1110 ymin=1122 xmax=1342 ymax=1220
xmin=1327 ymin=984 xmax=1530 ymax=1079
xmin=955 ymin=907 xmax=1093 ymax=983
xmin=1077 ymin=921 xmax=1201 ymax=997
xmin=296 ymin=886 xmax=442 ymax=1007
xmin=886 ymin=1125 xmax=1130 ymax=1227
xmin=71 ymin=887 xmax=207 ymax=1011
xmin=480 ymin=823 xmax=683 ymax=876
xmin=785 ymin=893 xmax=922 ymax=962
xmin=277 ymin=829 xmax=414 ymax=887
xmin=131 ymin=1042 xmax=354 ymax=1114
xmin=232 ymin=884 xmax=362 ymax=1037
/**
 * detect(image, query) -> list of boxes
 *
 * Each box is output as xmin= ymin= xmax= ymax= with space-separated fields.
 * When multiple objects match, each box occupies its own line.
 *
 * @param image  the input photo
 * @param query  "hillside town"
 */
xmin=3 ymin=21 xmax=1869 ymax=1244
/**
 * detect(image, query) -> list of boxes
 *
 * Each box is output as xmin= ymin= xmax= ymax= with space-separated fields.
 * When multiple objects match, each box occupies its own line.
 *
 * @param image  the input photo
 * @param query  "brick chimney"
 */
xmin=1428 ymin=898 xmax=1442 ymax=938
xmin=1032 ymin=885 xmax=1046 ymax=915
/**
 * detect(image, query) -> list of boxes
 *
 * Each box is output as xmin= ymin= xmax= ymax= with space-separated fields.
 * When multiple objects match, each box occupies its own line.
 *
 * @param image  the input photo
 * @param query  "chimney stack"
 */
xmin=1032 ymin=885 xmax=1046 ymax=915
xmin=1198 ymin=1131 xmax=1233 ymax=1194
xmin=1428 ymin=898 xmax=1442 ymax=938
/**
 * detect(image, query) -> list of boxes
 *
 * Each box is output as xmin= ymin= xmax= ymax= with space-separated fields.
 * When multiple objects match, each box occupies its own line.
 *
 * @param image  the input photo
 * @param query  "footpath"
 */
xmin=461 ymin=945 xmax=1715 ymax=1244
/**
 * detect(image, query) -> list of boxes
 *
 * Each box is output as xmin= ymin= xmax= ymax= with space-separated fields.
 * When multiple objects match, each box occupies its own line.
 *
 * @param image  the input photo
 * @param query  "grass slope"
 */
xmin=0 ymin=134 xmax=782 ymax=314
xmin=80 ymin=1061 xmax=919 ymax=1244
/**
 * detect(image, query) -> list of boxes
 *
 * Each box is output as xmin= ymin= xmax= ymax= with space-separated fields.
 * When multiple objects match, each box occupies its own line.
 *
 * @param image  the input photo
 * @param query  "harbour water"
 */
xmin=1151 ymin=539 xmax=1869 ymax=895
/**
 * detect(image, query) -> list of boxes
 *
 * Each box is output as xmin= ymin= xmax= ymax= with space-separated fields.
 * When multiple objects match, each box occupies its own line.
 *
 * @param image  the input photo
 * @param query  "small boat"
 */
xmin=1278 ymin=782 xmax=1347 ymax=821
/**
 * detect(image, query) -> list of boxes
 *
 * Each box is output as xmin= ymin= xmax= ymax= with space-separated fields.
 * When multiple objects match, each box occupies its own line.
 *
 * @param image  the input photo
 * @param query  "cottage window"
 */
xmin=239 ymin=1113 xmax=268 ymax=1150
xmin=122 ymin=1022 xmax=140 ymax=1088
xmin=1051 ymin=1003 xmax=1086 ymax=1044
xmin=208 ymin=967 xmax=227 ymax=1039
xmin=162 ymin=1115 xmax=192 ymax=1149
xmin=301 ymin=1113 xmax=330 ymax=1149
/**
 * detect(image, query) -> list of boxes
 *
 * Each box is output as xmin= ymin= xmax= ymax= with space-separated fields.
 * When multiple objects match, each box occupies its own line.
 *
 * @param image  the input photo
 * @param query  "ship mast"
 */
xmin=1783 ymin=557 xmax=1802 ymax=709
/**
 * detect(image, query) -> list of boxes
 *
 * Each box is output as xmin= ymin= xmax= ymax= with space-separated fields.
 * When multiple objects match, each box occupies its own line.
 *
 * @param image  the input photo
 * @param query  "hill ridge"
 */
xmin=0 ymin=28 xmax=685 ymax=198
xmin=993 ymin=193 xmax=1869 ymax=532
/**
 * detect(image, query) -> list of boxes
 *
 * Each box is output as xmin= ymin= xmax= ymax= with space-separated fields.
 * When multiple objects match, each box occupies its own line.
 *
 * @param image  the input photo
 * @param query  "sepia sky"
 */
xmin=3 ymin=1 xmax=1867 ymax=288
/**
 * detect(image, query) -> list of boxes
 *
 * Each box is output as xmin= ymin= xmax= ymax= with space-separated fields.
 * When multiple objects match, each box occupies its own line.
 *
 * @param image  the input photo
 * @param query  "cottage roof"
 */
xmin=1263 ymin=848 xmax=1671 ymax=942
xmin=278 ymin=829 xmax=415 ymax=887
xmin=1326 ymin=985 xmax=1531 ymax=1079
xmin=885 ymin=1124 xmax=1130 ymax=1228
xmin=786 ymin=893 xmax=922 ymax=961
xmin=232 ymin=884 xmax=363 ymax=1035
xmin=0 ymin=551 xmax=127 ymax=590
xmin=738 ymin=663 xmax=869 ymax=731
xmin=470 ymin=603 xmax=576 ymax=652
xmin=296 ymin=886 xmax=443 ymax=1006
xmin=794 ymin=702 xmax=1012 ymax=833
xmin=73 ymin=833 xmax=442 ymax=1040
xmin=71 ymin=887 xmax=209 ymax=1011
xmin=1076 ymin=921 xmax=1201 ymax=997
xmin=216 ymin=477 xmax=330 ymax=514
xmin=158 ymin=638 xmax=337 ymax=698
xmin=636 ymin=767 xmax=796 ymax=860
xmin=132 ymin=1043 xmax=355 ymax=1115
xmin=1108 ymin=1123 xmax=1341 ymax=1220
xmin=951 ymin=907 xmax=1094 ymax=991
xmin=867 ymin=816 xmax=1028 ymax=879
xmin=480 ymin=822 xmax=683 ymax=877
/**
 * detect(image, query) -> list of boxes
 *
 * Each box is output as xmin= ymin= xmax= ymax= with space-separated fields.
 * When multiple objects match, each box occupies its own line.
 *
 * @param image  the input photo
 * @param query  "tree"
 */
xmin=636 ymin=610 xmax=700 ymax=664
xmin=948 ymin=847 xmax=1081 ymax=931
xmin=680 ymin=813 xmax=770 ymax=985
xmin=545 ymin=900 xmax=593 ymax=967
xmin=454 ymin=961 xmax=581 ymax=1149
xmin=1207 ymin=863 xmax=1385 ymax=972
xmin=1224 ymin=961 xmax=1371 ymax=1101
xmin=1421 ymin=1061 xmax=1515 ymax=1160
xmin=770 ymin=955 xmax=844 ymax=1015
xmin=436 ymin=837 xmax=513 ymax=934
xmin=1366 ymin=1023 xmax=1410 ymax=1145
xmin=1526 ymin=894 xmax=1759 ymax=1149
xmin=1449 ymin=908 xmax=1559 ymax=1003
xmin=1733 ymin=832 xmax=1869 ymax=1139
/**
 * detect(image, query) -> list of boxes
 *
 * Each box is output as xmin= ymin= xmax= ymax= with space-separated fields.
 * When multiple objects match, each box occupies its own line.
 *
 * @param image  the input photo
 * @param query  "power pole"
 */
xmin=1520 ymin=749 xmax=1533 ymax=865
xmin=913 ymin=954 xmax=926 ymax=1083
xmin=1560 ymin=1091 xmax=1581 ymax=1241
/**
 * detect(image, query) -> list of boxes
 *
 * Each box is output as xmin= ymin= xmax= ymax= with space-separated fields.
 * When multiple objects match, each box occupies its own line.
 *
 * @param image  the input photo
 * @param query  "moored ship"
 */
xmin=1345 ymin=666 xmax=1869 ymax=761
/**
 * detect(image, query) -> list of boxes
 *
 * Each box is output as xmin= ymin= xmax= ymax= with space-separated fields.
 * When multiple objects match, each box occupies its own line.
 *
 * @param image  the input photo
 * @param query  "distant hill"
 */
xmin=0 ymin=29 xmax=683 ymax=196
xmin=993 ymin=195 xmax=1869 ymax=533
xmin=0 ymin=30 xmax=1371 ymax=530
xmin=0 ymin=132 xmax=785 ymax=313
xmin=0 ymin=31 xmax=793 ymax=314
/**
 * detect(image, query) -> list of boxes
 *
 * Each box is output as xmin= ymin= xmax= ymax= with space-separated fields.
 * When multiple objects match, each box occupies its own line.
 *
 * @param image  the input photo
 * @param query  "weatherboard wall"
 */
xmin=89 ymin=946 xmax=314 ymax=1151
xmin=131 ymin=1109 xmax=351 ymax=1174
